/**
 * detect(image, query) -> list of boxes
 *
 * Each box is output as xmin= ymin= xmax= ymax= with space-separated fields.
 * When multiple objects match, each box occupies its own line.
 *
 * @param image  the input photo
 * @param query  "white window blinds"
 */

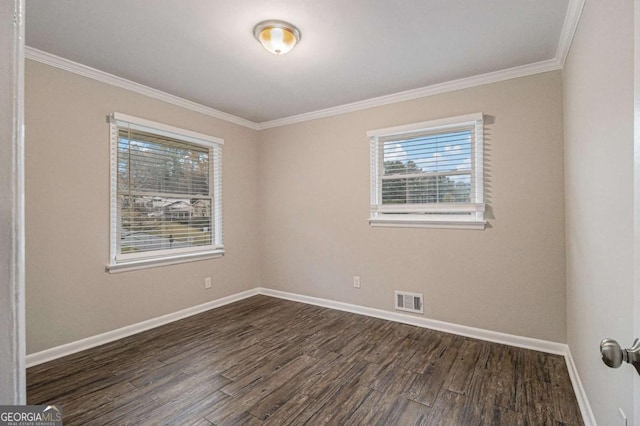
xmin=108 ymin=113 xmax=223 ymax=270
xmin=368 ymin=113 xmax=485 ymax=229
xmin=380 ymin=128 xmax=473 ymax=205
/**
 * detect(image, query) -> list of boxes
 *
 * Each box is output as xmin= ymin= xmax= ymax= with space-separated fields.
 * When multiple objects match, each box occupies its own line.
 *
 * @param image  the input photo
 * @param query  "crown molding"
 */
xmin=555 ymin=0 xmax=586 ymax=67
xmin=25 ymin=0 xmax=584 ymax=132
xmin=256 ymin=0 xmax=584 ymax=130
xmin=256 ymin=58 xmax=561 ymax=130
xmin=24 ymin=47 xmax=260 ymax=130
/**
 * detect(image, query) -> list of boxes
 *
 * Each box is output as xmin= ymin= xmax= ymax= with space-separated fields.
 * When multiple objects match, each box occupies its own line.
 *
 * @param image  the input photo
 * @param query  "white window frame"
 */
xmin=368 ymin=113 xmax=486 ymax=230
xmin=106 ymin=113 xmax=224 ymax=273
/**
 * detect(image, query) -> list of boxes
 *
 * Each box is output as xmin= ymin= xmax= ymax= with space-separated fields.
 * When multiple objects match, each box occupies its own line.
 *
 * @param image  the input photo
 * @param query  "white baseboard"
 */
xmin=258 ymin=288 xmax=567 ymax=355
xmin=563 ymin=348 xmax=597 ymax=426
xmin=25 ymin=288 xmax=259 ymax=367
xmin=25 ymin=286 xmax=594 ymax=425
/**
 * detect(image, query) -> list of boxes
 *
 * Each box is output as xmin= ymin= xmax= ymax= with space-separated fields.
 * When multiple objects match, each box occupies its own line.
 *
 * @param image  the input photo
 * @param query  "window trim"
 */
xmin=367 ymin=113 xmax=486 ymax=230
xmin=106 ymin=113 xmax=224 ymax=272
xmin=105 ymin=250 xmax=224 ymax=274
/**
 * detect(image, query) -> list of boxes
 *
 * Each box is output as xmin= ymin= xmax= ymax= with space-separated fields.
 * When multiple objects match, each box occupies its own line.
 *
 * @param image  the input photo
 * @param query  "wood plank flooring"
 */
xmin=27 ymin=295 xmax=583 ymax=425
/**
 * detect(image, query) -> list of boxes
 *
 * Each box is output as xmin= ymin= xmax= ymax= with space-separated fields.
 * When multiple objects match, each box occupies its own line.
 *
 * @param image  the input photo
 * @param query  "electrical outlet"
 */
xmin=204 ymin=277 xmax=212 ymax=289
xmin=353 ymin=276 xmax=361 ymax=288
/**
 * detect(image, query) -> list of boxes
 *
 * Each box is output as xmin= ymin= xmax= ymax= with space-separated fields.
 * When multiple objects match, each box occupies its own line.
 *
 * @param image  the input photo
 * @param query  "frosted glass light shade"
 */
xmin=254 ymin=20 xmax=301 ymax=55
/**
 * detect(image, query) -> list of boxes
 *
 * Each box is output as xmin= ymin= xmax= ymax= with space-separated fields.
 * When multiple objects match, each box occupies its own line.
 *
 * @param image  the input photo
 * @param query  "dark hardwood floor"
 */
xmin=27 ymin=295 xmax=583 ymax=425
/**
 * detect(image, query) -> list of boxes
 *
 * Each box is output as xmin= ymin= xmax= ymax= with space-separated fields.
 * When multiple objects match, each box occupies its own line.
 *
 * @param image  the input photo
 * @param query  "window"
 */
xmin=368 ymin=113 xmax=485 ymax=229
xmin=107 ymin=113 xmax=223 ymax=272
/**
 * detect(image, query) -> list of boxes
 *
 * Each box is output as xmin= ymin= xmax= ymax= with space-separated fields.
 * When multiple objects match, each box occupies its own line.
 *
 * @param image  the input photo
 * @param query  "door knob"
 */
xmin=600 ymin=338 xmax=640 ymax=376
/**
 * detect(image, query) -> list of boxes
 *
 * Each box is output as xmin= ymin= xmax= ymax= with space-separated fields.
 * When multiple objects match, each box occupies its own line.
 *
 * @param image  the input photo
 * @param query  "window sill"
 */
xmin=369 ymin=216 xmax=486 ymax=230
xmin=106 ymin=249 xmax=225 ymax=273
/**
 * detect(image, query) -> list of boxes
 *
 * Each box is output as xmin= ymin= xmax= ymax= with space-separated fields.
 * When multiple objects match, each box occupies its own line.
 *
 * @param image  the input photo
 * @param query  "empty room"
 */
xmin=2 ymin=0 xmax=639 ymax=424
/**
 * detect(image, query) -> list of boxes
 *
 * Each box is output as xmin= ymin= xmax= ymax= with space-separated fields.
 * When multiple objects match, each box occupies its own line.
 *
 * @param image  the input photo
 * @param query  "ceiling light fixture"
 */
xmin=253 ymin=20 xmax=301 ymax=55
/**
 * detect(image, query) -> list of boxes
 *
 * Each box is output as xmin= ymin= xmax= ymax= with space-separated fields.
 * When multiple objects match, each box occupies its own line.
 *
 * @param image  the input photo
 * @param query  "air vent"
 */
xmin=395 ymin=291 xmax=424 ymax=314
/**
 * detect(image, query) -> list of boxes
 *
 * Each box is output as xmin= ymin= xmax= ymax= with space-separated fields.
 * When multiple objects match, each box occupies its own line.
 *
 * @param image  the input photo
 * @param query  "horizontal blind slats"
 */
xmin=380 ymin=127 xmax=473 ymax=207
xmin=118 ymin=128 xmax=211 ymax=196
xmin=114 ymin=119 xmax=220 ymax=259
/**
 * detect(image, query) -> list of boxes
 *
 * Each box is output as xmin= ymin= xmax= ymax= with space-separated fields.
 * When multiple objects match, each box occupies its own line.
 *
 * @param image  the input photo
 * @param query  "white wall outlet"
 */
xmin=353 ymin=276 xmax=361 ymax=288
xmin=204 ymin=277 xmax=212 ymax=289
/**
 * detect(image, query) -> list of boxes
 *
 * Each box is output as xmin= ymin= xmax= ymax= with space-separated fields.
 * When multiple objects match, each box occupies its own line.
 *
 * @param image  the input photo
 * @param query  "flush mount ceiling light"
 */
xmin=253 ymin=20 xmax=301 ymax=55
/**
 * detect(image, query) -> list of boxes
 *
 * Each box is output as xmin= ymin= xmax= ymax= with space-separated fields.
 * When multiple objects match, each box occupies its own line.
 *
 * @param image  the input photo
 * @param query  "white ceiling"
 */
xmin=25 ymin=0 xmax=574 ymax=125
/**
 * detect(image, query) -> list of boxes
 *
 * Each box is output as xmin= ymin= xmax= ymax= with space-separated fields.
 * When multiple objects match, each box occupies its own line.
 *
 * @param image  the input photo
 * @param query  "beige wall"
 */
xmin=25 ymin=60 xmax=567 ymax=353
xmin=563 ymin=0 xmax=635 ymax=424
xmin=25 ymin=60 xmax=261 ymax=354
xmin=259 ymin=71 xmax=566 ymax=342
